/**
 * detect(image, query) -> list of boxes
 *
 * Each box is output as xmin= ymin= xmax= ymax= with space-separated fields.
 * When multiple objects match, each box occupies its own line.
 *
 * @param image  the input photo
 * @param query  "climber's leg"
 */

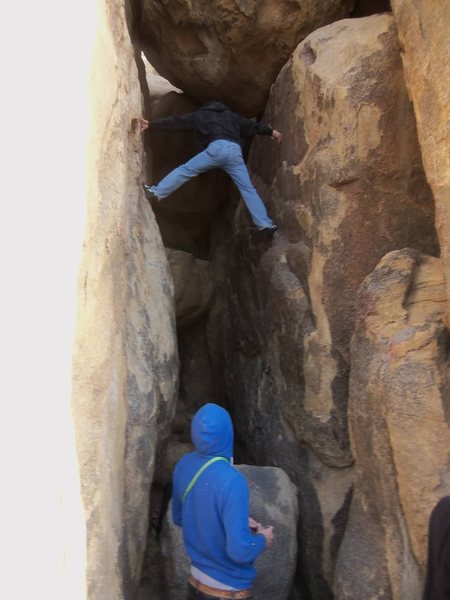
xmin=222 ymin=143 xmax=274 ymax=230
xmin=144 ymin=143 xmax=221 ymax=199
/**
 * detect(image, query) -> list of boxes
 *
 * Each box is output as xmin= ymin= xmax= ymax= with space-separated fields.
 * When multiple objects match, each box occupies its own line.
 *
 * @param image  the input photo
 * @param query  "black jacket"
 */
xmin=151 ymin=101 xmax=273 ymax=149
xmin=422 ymin=496 xmax=450 ymax=600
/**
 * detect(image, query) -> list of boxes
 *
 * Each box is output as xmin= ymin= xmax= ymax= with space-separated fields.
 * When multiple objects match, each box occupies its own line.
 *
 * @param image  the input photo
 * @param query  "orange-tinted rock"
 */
xmin=246 ymin=12 xmax=437 ymax=468
xmin=140 ymin=0 xmax=353 ymax=116
xmin=391 ymin=0 xmax=450 ymax=324
xmin=208 ymin=15 xmax=438 ymax=597
xmin=334 ymin=249 xmax=450 ymax=600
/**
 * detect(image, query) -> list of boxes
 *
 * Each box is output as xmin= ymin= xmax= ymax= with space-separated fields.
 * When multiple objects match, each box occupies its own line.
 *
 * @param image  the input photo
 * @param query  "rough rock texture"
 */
xmin=390 ymin=0 xmax=450 ymax=324
xmin=166 ymin=249 xmax=214 ymax=327
xmin=246 ymin=13 xmax=438 ymax=461
xmin=334 ymin=249 xmax=450 ymax=600
xmin=207 ymin=14 xmax=439 ymax=598
xmin=140 ymin=0 xmax=354 ymax=116
xmin=165 ymin=247 xmax=217 ymax=433
xmin=239 ymin=466 xmax=299 ymax=600
xmin=178 ymin=321 xmax=217 ymax=417
xmin=71 ymin=0 xmax=179 ymax=597
xmin=155 ymin=440 xmax=194 ymax=486
xmin=160 ymin=465 xmax=298 ymax=600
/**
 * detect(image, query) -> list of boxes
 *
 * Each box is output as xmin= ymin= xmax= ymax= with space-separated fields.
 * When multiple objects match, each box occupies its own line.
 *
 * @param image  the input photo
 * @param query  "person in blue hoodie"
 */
xmin=172 ymin=403 xmax=273 ymax=599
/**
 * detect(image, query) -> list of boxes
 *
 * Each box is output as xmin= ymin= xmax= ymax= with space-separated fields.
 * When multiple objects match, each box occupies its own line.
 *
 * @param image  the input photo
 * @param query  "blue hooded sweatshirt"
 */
xmin=172 ymin=403 xmax=266 ymax=589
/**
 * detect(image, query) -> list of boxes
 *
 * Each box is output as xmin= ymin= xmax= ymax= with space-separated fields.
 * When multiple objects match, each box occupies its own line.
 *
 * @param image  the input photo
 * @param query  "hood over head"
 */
xmin=191 ymin=403 xmax=234 ymax=459
xmin=200 ymin=101 xmax=230 ymax=112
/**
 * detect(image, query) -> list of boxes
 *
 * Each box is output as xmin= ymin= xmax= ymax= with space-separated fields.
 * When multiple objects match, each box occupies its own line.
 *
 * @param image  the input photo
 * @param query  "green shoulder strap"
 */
xmin=182 ymin=456 xmax=229 ymax=503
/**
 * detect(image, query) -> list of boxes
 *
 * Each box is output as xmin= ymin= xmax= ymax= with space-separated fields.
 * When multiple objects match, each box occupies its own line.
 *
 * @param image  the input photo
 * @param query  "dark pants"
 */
xmin=422 ymin=496 xmax=450 ymax=600
xmin=187 ymin=583 xmax=254 ymax=600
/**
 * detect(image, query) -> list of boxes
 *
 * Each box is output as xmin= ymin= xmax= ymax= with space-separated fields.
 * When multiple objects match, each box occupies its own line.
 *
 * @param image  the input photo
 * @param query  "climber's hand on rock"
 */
xmin=139 ymin=118 xmax=150 ymax=132
xmin=249 ymin=517 xmax=261 ymax=532
xmin=272 ymin=130 xmax=282 ymax=144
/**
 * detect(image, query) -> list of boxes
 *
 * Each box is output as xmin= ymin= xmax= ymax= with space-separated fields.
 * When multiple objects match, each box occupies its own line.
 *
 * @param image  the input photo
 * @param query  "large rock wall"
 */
xmin=139 ymin=0 xmax=353 ymax=115
xmin=334 ymin=249 xmax=450 ymax=599
xmin=390 ymin=0 xmax=450 ymax=324
xmin=166 ymin=249 xmax=214 ymax=328
xmin=72 ymin=0 xmax=178 ymax=597
xmin=246 ymin=12 xmax=437 ymax=458
xmin=207 ymin=14 xmax=439 ymax=599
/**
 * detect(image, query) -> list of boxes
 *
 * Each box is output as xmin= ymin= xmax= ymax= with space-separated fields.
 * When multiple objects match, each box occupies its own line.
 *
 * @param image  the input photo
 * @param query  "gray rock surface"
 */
xmin=166 ymin=249 xmax=214 ymax=327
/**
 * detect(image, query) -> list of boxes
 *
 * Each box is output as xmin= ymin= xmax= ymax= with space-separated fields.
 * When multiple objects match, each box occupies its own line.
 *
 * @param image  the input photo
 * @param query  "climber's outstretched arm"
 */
xmin=271 ymin=130 xmax=282 ymax=144
xmin=151 ymin=113 xmax=196 ymax=132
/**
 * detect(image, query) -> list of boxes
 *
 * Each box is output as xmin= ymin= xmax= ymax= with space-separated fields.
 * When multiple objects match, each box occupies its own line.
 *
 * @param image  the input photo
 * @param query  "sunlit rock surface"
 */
xmin=208 ymin=14 xmax=439 ymax=598
xmin=391 ymin=0 xmax=450 ymax=324
xmin=246 ymin=13 xmax=437 ymax=462
xmin=334 ymin=249 xmax=450 ymax=600
xmin=71 ymin=0 xmax=178 ymax=597
xmin=140 ymin=0 xmax=353 ymax=115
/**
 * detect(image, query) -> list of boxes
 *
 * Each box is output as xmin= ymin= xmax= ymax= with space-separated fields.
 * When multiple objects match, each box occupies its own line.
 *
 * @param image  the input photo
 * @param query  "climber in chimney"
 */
xmin=171 ymin=403 xmax=273 ymax=600
xmin=140 ymin=101 xmax=282 ymax=236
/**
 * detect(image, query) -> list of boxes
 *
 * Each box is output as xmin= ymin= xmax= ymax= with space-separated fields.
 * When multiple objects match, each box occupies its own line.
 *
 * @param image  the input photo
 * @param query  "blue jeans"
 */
xmin=150 ymin=139 xmax=273 ymax=228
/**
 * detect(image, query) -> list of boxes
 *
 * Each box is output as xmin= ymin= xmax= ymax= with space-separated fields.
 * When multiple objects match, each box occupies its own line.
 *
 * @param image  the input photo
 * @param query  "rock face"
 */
xmin=71 ymin=0 xmax=178 ymax=597
xmin=390 ymin=0 xmax=450 ymax=324
xmin=239 ymin=466 xmax=299 ymax=600
xmin=166 ymin=249 xmax=214 ymax=327
xmin=246 ymin=12 xmax=438 ymax=463
xmin=160 ymin=465 xmax=298 ymax=600
xmin=139 ymin=0 xmax=353 ymax=116
xmin=334 ymin=249 xmax=450 ymax=600
xmin=207 ymin=14 xmax=439 ymax=598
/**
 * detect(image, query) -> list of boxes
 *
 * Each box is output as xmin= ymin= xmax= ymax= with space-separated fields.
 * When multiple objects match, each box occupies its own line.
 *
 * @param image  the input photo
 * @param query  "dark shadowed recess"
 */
xmin=350 ymin=0 xmax=391 ymax=18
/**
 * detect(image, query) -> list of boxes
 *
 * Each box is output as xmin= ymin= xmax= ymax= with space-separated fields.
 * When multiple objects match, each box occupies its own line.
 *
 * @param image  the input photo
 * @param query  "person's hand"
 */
xmin=249 ymin=517 xmax=261 ymax=532
xmin=139 ymin=118 xmax=150 ymax=133
xmin=272 ymin=130 xmax=282 ymax=144
xmin=256 ymin=524 xmax=274 ymax=546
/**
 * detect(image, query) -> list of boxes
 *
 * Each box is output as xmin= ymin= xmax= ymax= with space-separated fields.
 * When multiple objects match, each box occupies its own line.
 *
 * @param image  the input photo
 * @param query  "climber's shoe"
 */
xmin=143 ymin=184 xmax=161 ymax=202
xmin=257 ymin=224 xmax=277 ymax=237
